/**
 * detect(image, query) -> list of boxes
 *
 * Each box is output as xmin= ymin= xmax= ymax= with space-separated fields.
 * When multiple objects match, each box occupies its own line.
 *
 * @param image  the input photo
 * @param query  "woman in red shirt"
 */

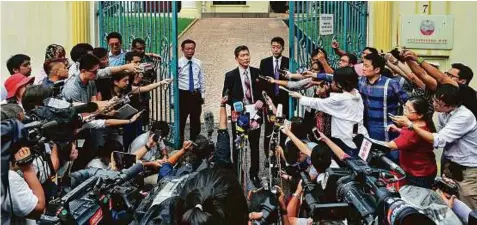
xmin=385 ymin=96 xmax=437 ymax=189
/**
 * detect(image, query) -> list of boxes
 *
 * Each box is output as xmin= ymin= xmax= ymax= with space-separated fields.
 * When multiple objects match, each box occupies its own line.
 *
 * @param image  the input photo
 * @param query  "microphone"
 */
xmin=203 ymin=111 xmax=215 ymax=139
xmin=276 ymin=104 xmax=283 ymax=118
xmin=233 ymin=101 xmax=244 ymax=112
xmin=378 ymin=155 xmax=406 ymax=176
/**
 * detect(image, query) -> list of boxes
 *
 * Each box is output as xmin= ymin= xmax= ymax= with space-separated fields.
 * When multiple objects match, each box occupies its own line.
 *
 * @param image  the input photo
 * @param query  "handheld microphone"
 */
xmin=276 ymin=104 xmax=283 ymax=118
xmin=379 ymin=155 xmax=406 ymax=176
xmin=233 ymin=101 xmax=244 ymax=112
xmin=203 ymin=111 xmax=215 ymax=138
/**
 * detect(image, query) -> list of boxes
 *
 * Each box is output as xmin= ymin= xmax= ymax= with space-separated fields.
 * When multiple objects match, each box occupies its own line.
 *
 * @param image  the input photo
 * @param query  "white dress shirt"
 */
xmin=433 ymin=105 xmax=477 ymax=167
xmin=238 ymin=66 xmax=254 ymax=103
xmin=299 ymin=90 xmax=369 ymax=149
xmin=178 ymin=56 xmax=205 ymax=98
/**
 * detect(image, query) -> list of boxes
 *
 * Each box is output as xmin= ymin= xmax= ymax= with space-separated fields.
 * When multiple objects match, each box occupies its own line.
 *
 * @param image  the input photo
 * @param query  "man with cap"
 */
xmin=1 ymin=73 xmax=34 ymax=109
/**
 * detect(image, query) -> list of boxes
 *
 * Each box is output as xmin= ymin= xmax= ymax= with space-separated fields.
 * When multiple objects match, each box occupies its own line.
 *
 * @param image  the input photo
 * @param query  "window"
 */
xmin=213 ymin=1 xmax=246 ymax=5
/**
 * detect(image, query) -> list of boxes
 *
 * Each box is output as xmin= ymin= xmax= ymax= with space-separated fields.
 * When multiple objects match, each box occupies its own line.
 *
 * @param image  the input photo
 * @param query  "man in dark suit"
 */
xmin=223 ymin=45 xmax=264 ymax=187
xmin=259 ymin=37 xmax=290 ymax=158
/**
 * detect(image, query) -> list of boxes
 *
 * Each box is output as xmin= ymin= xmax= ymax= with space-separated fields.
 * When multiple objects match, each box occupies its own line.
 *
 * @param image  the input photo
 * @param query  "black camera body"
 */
xmin=433 ymin=176 xmax=459 ymax=197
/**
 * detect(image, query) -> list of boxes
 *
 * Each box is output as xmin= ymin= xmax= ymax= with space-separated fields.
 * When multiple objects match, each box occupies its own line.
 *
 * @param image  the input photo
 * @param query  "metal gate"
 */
xmin=288 ymin=1 xmax=368 ymax=116
xmin=98 ymin=1 xmax=180 ymax=148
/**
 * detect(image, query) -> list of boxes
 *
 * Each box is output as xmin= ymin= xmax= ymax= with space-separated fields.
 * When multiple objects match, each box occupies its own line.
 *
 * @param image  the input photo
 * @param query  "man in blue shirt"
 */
xmin=359 ymin=53 xmax=409 ymax=142
xmin=107 ymin=32 xmax=126 ymax=66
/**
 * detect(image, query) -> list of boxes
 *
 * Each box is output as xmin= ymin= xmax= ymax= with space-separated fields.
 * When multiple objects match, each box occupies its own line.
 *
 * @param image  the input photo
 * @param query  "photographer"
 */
xmin=2 ymin=146 xmax=46 ymax=224
xmin=129 ymin=120 xmax=170 ymax=161
xmin=2 ymin=73 xmax=34 ymax=109
xmin=289 ymin=67 xmax=368 ymax=157
xmin=143 ymin=96 xmax=234 ymax=180
xmin=41 ymin=58 xmax=69 ymax=88
xmin=248 ymin=186 xmax=290 ymax=225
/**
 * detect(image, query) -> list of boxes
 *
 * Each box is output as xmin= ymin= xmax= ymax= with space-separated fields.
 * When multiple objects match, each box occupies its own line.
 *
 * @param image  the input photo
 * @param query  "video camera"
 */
xmin=138 ymin=62 xmax=158 ymax=84
xmin=318 ymin=156 xmax=433 ymax=225
xmin=38 ymin=163 xmax=149 ymax=225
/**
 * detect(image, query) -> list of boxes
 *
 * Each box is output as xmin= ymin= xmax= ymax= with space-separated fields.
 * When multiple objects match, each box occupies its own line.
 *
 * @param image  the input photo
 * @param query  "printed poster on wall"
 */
xmin=320 ymin=14 xmax=334 ymax=35
xmin=401 ymin=15 xmax=454 ymax=50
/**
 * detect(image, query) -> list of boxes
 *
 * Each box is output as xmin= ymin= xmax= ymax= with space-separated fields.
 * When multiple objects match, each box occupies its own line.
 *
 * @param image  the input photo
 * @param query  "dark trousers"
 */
xmin=231 ymin=121 xmax=261 ymax=176
xmin=179 ymin=90 xmax=202 ymax=143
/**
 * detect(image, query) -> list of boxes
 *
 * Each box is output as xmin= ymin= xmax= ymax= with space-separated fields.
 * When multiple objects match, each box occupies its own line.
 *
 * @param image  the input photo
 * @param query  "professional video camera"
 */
xmin=138 ymin=62 xmax=158 ymax=84
xmin=318 ymin=156 xmax=434 ymax=225
xmin=38 ymin=163 xmax=149 ymax=225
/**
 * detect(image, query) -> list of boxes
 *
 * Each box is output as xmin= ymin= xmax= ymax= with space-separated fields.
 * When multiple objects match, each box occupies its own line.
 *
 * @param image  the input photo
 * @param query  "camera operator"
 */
xmin=2 ymin=73 xmax=34 ymax=109
xmin=437 ymin=177 xmax=476 ymax=224
xmin=248 ymin=185 xmax=290 ymax=225
xmin=289 ymin=67 xmax=368 ymax=157
xmin=129 ymin=120 xmax=170 ymax=161
xmin=41 ymin=58 xmax=69 ymax=89
xmin=2 ymin=146 xmax=46 ymax=225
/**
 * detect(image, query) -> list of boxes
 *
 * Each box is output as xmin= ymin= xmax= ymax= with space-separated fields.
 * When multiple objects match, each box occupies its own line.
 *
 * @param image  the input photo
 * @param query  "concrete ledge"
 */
xmin=201 ymin=12 xmax=269 ymax=18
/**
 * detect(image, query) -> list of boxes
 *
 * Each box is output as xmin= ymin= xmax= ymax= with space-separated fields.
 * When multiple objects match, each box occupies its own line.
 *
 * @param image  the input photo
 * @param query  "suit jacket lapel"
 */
xmin=235 ymin=68 xmax=244 ymax=100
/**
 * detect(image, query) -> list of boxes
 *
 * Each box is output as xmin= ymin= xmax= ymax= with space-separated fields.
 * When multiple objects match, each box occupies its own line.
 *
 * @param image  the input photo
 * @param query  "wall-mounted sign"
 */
xmin=320 ymin=14 xmax=334 ymax=35
xmin=401 ymin=15 xmax=454 ymax=50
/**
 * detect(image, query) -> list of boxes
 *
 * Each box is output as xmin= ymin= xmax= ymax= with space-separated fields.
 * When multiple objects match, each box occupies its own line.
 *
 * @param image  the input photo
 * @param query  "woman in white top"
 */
xmin=289 ymin=67 xmax=368 ymax=157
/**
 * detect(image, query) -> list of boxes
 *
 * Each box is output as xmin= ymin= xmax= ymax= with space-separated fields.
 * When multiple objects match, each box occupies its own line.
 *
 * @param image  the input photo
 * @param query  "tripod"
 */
xmin=235 ymin=126 xmax=249 ymax=193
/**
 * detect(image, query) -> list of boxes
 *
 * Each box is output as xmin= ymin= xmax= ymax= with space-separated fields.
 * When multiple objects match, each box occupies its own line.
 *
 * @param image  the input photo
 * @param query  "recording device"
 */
xmin=250 ymin=197 xmax=278 ymax=225
xmin=39 ymin=163 xmax=148 ymax=225
xmin=112 ymin=151 xmax=137 ymax=170
xmin=433 ymin=176 xmax=459 ymax=197
xmin=259 ymin=75 xmax=272 ymax=82
xmin=203 ymin=111 xmax=215 ymax=139
xmin=320 ymin=155 xmax=431 ymax=225
xmin=51 ymin=80 xmax=66 ymax=97
xmin=138 ymin=62 xmax=157 ymax=84
xmin=278 ymin=86 xmax=291 ymax=93
xmin=233 ymin=101 xmax=244 ymax=112
xmin=354 ymin=134 xmax=406 ymax=177
xmin=278 ymin=69 xmax=288 ymax=76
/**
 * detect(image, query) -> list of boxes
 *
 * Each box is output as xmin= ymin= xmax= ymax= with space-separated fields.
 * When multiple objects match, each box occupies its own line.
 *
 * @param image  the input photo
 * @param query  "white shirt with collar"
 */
xmin=238 ymin=66 xmax=254 ymax=103
xmin=434 ymin=105 xmax=477 ymax=167
xmin=178 ymin=56 xmax=205 ymax=98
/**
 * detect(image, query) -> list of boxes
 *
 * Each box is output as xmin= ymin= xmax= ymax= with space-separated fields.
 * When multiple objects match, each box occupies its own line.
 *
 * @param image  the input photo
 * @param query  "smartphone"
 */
xmin=278 ymin=69 xmax=288 ymax=76
xmin=312 ymin=127 xmax=321 ymax=141
xmin=258 ymin=75 xmax=271 ymax=82
xmin=112 ymin=151 xmax=137 ymax=170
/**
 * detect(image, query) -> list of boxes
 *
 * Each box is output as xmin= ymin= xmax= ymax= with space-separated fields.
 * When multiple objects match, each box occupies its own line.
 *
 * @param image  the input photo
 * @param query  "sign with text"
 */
xmin=320 ymin=14 xmax=334 ymax=35
xmin=401 ymin=15 xmax=454 ymax=50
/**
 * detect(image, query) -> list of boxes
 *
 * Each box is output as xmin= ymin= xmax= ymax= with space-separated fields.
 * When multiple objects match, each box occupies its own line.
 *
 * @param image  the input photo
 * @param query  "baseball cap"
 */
xmin=4 ymin=73 xmax=34 ymax=99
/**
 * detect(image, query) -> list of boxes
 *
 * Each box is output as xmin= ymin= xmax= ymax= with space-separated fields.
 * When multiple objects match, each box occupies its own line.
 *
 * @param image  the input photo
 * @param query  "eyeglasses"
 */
xmin=445 ymin=72 xmax=459 ymax=79
xmin=109 ymin=42 xmax=121 ymax=46
xmin=403 ymin=107 xmax=417 ymax=114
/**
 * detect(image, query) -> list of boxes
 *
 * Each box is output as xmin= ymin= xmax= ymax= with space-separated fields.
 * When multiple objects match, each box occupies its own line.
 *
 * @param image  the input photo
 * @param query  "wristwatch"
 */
xmin=145 ymin=144 xmax=152 ymax=152
xmin=408 ymin=122 xmax=414 ymax=130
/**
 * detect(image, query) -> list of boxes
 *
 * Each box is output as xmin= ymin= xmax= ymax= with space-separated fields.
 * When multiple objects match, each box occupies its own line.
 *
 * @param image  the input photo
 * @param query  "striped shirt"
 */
xmin=358 ymin=75 xmax=409 ymax=141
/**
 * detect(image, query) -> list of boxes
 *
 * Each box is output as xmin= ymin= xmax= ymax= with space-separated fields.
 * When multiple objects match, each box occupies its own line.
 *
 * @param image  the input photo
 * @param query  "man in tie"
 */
xmin=223 ymin=45 xmax=264 ymax=188
xmin=178 ymin=39 xmax=205 ymax=143
xmin=259 ymin=37 xmax=290 ymax=158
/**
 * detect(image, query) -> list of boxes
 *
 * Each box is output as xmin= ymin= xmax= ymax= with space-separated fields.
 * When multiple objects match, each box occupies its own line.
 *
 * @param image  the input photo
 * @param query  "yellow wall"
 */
xmin=1 ymin=1 xmax=72 ymax=82
xmin=1 ymin=1 xmax=91 ymax=83
xmin=205 ymin=1 xmax=269 ymax=13
xmin=370 ymin=1 xmax=477 ymax=89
